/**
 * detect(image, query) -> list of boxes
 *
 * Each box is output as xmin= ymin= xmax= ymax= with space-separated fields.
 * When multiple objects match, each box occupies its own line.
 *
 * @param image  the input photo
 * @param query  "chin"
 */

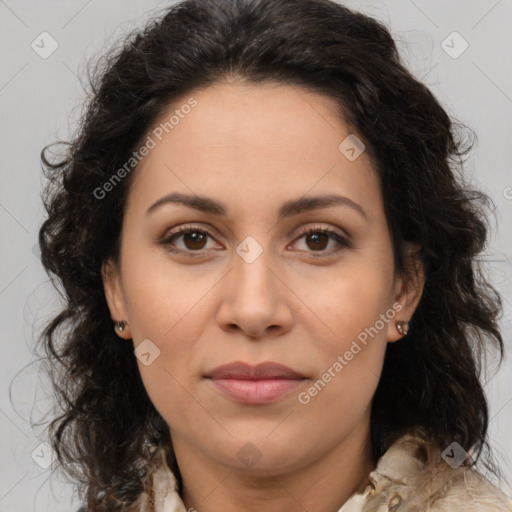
xmin=208 ymin=435 xmax=308 ymax=474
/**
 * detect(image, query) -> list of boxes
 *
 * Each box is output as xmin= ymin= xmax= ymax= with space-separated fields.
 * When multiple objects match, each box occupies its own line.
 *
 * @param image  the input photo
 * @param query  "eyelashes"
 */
xmin=159 ymin=224 xmax=351 ymax=258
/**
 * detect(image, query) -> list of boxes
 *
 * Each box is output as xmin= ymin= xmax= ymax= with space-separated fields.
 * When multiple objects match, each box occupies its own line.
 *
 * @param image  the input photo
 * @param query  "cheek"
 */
xmin=120 ymin=241 xmax=213 ymax=341
xmin=296 ymin=253 xmax=394 ymax=409
xmin=126 ymin=274 xmax=210 ymax=428
xmin=310 ymin=256 xmax=395 ymax=353
xmin=297 ymin=274 xmax=390 ymax=419
xmin=119 ymin=249 xmax=214 ymax=411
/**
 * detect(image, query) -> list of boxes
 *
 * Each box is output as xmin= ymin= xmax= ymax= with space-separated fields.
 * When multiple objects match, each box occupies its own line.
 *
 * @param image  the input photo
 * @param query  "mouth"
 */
xmin=204 ymin=361 xmax=307 ymax=405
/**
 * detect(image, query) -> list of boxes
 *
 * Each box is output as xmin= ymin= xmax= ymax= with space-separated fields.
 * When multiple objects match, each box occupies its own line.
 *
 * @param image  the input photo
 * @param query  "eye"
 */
xmin=290 ymin=225 xmax=351 ymax=256
xmin=159 ymin=225 xmax=220 ymax=254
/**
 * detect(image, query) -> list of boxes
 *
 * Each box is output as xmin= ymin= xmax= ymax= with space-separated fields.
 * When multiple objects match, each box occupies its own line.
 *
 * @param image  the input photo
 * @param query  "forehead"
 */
xmin=125 ymin=81 xmax=379 ymax=218
xmin=148 ymin=81 xmax=349 ymax=155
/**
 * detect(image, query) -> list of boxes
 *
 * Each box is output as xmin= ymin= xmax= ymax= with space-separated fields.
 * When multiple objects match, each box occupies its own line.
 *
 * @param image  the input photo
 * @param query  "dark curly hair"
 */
xmin=37 ymin=0 xmax=506 ymax=510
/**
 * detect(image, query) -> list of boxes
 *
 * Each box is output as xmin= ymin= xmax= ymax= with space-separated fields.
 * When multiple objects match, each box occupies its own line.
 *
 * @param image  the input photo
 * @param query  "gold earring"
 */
xmin=396 ymin=320 xmax=409 ymax=336
xmin=115 ymin=320 xmax=127 ymax=333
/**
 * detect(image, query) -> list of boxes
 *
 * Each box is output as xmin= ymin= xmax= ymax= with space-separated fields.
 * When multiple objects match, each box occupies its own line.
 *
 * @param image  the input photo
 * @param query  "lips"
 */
xmin=205 ymin=361 xmax=306 ymax=404
xmin=206 ymin=361 xmax=303 ymax=380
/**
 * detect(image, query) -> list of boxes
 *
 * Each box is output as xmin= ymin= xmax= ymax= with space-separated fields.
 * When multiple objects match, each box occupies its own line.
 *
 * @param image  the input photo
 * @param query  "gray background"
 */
xmin=1 ymin=0 xmax=511 ymax=510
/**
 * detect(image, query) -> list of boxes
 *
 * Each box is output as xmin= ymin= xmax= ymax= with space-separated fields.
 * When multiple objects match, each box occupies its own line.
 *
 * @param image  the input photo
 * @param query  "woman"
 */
xmin=38 ymin=0 xmax=512 ymax=510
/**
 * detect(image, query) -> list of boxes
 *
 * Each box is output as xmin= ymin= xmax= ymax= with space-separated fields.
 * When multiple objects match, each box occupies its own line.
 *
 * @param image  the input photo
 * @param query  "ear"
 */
xmin=102 ymin=258 xmax=132 ymax=340
xmin=388 ymin=243 xmax=425 ymax=342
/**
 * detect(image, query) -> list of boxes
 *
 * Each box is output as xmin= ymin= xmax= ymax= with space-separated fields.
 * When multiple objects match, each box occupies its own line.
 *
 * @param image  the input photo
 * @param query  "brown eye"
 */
xmin=160 ymin=226 xmax=218 ymax=254
xmin=292 ymin=227 xmax=351 ymax=256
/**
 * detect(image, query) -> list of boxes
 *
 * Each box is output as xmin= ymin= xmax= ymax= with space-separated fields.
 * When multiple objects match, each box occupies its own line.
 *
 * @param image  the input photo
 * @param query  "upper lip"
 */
xmin=205 ymin=361 xmax=304 ymax=380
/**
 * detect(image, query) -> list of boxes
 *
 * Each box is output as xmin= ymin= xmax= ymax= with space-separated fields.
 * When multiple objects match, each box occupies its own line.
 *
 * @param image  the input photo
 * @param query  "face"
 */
xmin=103 ymin=81 xmax=423 ymax=475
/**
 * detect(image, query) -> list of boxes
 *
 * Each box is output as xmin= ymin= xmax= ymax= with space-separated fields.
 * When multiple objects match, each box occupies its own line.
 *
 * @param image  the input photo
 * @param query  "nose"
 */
xmin=215 ymin=247 xmax=294 ymax=339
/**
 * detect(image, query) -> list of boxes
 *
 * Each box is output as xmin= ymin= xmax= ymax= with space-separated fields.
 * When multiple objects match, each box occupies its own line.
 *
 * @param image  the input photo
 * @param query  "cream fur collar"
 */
xmin=135 ymin=434 xmax=512 ymax=512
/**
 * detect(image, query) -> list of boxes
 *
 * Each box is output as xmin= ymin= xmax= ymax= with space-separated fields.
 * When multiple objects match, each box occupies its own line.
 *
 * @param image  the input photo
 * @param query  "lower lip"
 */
xmin=207 ymin=378 xmax=305 ymax=404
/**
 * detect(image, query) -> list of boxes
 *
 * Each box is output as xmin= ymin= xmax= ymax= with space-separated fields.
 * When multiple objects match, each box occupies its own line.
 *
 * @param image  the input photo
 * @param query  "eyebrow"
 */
xmin=146 ymin=191 xmax=368 ymax=221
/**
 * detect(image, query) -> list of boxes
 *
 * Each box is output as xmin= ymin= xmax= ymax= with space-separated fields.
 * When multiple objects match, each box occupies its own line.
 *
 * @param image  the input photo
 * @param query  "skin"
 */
xmin=103 ymin=80 xmax=424 ymax=512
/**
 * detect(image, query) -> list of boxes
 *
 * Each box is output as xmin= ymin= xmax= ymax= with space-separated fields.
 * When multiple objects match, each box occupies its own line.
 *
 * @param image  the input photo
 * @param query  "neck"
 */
xmin=172 ymin=421 xmax=375 ymax=512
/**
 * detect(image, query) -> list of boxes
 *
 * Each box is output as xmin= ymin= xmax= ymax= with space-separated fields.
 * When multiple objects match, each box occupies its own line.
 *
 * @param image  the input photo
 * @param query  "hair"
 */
xmin=37 ymin=0 xmax=506 ymax=510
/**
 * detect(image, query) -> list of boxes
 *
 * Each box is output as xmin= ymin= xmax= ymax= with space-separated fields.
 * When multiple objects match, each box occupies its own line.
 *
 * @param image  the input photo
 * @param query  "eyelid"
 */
xmin=293 ymin=223 xmax=350 ymax=242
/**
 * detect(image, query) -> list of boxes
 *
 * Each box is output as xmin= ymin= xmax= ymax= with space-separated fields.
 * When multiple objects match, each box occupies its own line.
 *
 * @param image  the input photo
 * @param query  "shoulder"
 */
xmin=361 ymin=432 xmax=512 ymax=512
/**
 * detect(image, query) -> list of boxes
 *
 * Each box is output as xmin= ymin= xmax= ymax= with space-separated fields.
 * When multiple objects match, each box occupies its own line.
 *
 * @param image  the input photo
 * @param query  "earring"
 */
xmin=396 ymin=320 xmax=409 ymax=336
xmin=115 ymin=320 xmax=127 ymax=333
